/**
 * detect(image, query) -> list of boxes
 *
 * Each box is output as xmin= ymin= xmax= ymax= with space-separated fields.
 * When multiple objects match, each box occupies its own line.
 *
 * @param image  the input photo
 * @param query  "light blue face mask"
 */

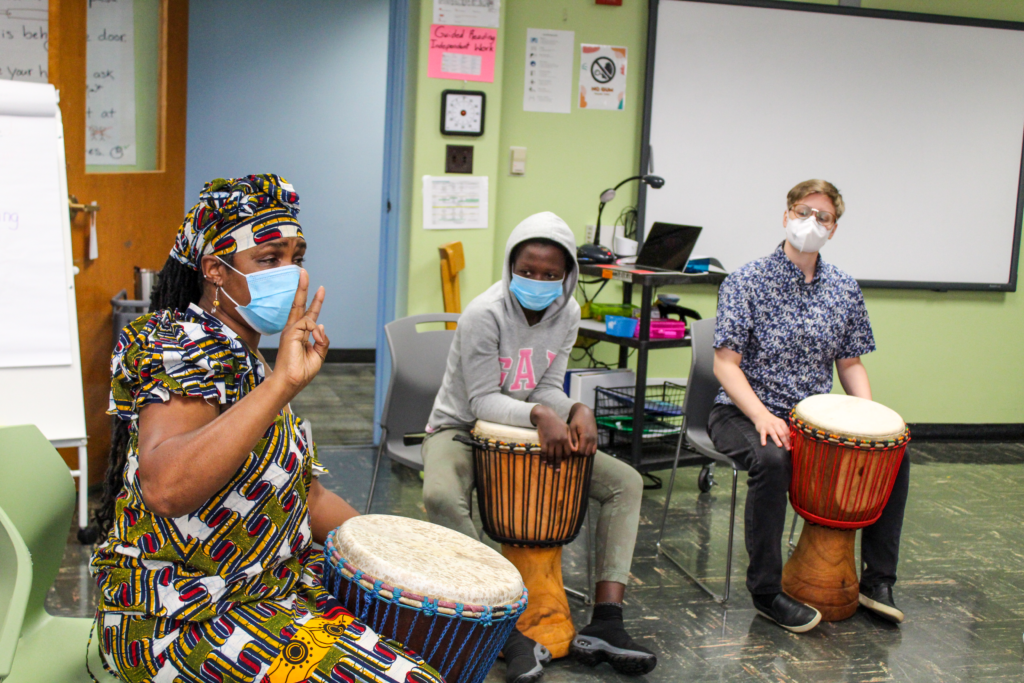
xmin=509 ymin=273 xmax=564 ymax=311
xmin=218 ymin=258 xmax=301 ymax=335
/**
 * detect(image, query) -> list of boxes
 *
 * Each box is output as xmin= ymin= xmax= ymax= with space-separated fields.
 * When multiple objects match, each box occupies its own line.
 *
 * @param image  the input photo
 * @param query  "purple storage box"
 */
xmin=634 ymin=320 xmax=687 ymax=339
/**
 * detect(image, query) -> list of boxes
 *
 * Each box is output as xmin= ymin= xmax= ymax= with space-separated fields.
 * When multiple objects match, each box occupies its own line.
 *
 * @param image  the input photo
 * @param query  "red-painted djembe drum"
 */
xmin=782 ymin=394 xmax=910 ymax=621
xmin=464 ymin=420 xmax=594 ymax=658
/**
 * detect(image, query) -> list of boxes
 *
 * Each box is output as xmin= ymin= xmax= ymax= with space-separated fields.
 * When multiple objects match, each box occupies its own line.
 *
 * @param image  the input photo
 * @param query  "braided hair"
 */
xmin=92 ymin=254 xmax=231 ymax=535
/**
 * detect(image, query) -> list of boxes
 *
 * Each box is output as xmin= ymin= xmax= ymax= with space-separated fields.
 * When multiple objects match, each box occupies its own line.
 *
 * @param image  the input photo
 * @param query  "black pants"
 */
xmin=707 ymin=404 xmax=910 ymax=597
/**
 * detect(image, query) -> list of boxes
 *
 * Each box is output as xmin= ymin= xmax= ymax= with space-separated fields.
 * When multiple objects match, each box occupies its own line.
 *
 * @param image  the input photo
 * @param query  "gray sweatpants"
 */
xmin=421 ymin=427 xmax=643 ymax=585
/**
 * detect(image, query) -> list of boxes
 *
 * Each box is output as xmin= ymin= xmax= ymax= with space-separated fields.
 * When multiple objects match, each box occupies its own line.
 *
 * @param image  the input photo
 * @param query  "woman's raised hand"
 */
xmin=270 ymin=269 xmax=330 ymax=398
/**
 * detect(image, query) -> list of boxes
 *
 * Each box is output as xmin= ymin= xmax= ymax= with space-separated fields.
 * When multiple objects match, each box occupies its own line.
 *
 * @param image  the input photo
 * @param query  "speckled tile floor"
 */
xmin=46 ymin=365 xmax=1024 ymax=681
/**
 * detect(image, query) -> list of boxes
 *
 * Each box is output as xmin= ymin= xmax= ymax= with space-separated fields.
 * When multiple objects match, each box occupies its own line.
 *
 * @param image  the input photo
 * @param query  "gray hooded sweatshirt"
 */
xmin=427 ymin=212 xmax=581 ymax=431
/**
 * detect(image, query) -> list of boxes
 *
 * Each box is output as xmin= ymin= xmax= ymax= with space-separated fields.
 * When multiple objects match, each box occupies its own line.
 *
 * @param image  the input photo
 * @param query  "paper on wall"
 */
xmin=523 ymin=29 xmax=574 ymax=114
xmin=428 ymin=24 xmax=496 ymax=82
xmin=86 ymin=0 xmax=136 ymax=165
xmin=0 ymin=0 xmax=49 ymax=83
xmin=433 ymin=0 xmax=499 ymax=29
xmin=579 ymin=44 xmax=627 ymax=111
xmin=423 ymin=175 xmax=489 ymax=230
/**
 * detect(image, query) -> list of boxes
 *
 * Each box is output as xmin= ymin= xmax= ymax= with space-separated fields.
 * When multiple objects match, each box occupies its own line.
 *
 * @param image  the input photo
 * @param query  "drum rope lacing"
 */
xmin=463 ymin=430 xmax=595 ymax=548
xmin=324 ymin=530 xmax=528 ymax=683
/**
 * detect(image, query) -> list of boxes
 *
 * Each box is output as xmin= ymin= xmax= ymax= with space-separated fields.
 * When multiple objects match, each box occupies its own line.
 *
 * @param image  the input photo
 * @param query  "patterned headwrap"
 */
xmin=171 ymin=174 xmax=303 ymax=270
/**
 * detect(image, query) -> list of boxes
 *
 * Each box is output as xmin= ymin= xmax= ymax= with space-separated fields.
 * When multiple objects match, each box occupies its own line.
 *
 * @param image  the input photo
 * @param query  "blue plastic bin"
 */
xmin=605 ymin=315 xmax=639 ymax=338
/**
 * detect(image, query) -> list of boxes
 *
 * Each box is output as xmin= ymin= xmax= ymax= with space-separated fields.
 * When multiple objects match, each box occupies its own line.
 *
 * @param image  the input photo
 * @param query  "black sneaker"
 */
xmin=859 ymin=584 xmax=905 ymax=624
xmin=753 ymin=593 xmax=822 ymax=633
xmin=570 ymin=606 xmax=657 ymax=677
xmin=502 ymin=629 xmax=551 ymax=683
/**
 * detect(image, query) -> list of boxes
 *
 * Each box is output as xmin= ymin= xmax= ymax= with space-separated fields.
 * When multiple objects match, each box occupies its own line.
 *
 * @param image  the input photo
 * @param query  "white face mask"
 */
xmin=785 ymin=215 xmax=832 ymax=253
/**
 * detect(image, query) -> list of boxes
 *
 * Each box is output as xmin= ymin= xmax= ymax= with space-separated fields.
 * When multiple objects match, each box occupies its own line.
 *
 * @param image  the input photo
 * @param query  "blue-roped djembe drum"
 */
xmin=324 ymin=515 xmax=527 ymax=683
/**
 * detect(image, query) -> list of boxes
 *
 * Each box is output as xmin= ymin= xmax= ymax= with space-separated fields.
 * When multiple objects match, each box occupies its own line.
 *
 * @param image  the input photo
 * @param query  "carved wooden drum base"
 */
xmin=502 ymin=545 xmax=575 ymax=658
xmin=781 ymin=523 xmax=859 ymax=622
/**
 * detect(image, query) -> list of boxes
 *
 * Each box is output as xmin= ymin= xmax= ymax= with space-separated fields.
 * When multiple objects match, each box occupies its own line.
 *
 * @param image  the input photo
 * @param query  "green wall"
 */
xmin=402 ymin=0 xmax=1024 ymax=424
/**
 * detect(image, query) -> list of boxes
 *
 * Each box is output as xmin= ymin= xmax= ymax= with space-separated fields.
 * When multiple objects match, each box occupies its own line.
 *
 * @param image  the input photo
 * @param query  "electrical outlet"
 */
xmin=445 ymin=145 xmax=474 ymax=174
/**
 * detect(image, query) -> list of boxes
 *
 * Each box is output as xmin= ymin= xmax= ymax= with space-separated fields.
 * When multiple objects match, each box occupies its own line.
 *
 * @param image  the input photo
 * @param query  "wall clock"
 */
xmin=441 ymin=89 xmax=485 ymax=137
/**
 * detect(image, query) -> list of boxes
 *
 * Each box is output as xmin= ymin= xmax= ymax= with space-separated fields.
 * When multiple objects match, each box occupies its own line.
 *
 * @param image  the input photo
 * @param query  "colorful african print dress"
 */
xmin=90 ymin=304 xmax=444 ymax=683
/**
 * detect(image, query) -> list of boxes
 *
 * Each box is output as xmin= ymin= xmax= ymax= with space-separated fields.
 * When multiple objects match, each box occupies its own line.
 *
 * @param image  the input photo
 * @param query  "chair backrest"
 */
xmin=0 ymin=505 xmax=31 ymax=680
xmin=0 ymin=426 xmax=76 ymax=634
xmin=439 ymin=242 xmax=465 ymax=330
xmin=380 ymin=314 xmax=460 ymax=443
xmin=682 ymin=318 xmax=722 ymax=440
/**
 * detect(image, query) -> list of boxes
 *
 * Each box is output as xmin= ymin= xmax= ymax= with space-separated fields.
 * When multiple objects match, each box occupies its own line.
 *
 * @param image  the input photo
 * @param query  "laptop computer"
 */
xmin=635 ymin=222 xmax=702 ymax=272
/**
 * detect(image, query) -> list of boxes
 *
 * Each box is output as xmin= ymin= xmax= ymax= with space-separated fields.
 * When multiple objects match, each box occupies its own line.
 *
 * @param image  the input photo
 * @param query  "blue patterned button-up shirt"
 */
xmin=714 ymin=244 xmax=876 ymax=418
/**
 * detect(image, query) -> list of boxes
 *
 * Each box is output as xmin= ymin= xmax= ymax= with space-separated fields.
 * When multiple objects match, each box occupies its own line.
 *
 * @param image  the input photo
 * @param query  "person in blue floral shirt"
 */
xmin=709 ymin=179 xmax=910 ymax=632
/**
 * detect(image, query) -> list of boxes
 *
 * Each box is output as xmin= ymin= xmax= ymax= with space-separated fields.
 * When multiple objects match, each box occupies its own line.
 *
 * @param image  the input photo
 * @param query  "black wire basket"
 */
xmin=595 ymin=382 xmax=686 ymax=458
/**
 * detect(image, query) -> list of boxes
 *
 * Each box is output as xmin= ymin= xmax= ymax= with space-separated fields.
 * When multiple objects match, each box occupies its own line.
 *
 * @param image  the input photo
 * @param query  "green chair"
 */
xmin=0 ymin=425 xmax=118 ymax=682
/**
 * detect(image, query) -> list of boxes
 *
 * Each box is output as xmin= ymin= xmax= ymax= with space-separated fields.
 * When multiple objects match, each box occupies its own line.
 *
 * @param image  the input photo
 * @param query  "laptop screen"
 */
xmin=636 ymin=223 xmax=702 ymax=270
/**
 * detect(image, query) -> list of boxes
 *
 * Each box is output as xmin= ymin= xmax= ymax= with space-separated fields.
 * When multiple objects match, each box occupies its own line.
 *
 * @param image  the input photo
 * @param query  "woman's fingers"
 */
xmin=285 ymin=269 xmax=310 ymax=329
xmin=305 ymin=285 xmax=325 ymax=323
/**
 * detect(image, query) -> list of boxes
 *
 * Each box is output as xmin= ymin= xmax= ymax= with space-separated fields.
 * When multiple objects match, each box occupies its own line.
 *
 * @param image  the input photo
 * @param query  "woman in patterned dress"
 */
xmin=90 ymin=175 xmax=445 ymax=683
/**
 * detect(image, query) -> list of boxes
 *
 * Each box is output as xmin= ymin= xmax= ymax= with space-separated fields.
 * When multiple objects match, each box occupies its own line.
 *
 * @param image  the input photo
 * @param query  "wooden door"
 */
xmin=49 ymin=0 xmax=189 ymax=485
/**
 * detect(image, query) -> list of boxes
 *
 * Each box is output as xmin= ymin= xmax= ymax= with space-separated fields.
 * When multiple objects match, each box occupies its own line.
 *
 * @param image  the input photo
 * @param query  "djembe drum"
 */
xmin=464 ymin=420 xmax=594 ymax=658
xmin=781 ymin=395 xmax=910 ymax=621
xmin=324 ymin=515 xmax=528 ymax=683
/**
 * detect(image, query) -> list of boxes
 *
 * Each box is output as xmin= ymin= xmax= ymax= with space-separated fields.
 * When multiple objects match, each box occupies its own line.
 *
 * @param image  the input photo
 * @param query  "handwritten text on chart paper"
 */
xmin=86 ymin=0 xmax=137 ymax=165
xmin=0 ymin=1 xmax=50 ymax=83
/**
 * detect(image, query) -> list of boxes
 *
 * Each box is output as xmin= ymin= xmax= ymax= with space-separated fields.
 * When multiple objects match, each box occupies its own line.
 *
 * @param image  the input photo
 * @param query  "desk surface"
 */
xmin=578 ymin=263 xmax=726 ymax=286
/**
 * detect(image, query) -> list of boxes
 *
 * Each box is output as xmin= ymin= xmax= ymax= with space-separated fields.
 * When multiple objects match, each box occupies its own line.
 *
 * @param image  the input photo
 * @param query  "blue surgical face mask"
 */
xmin=509 ymin=273 xmax=564 ymax=311
xmin=217 ymin=258 xmax=301 ymax=335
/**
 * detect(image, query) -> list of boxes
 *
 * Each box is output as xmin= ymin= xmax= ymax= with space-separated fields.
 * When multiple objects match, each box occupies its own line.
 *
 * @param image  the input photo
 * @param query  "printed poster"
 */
xmin=428 ymin=24 xmax=497 ymax=83
xmin=422 ymin=176 xmax=489 ymax=230
xmin=579 ymin=44 xmax=627 ymax=111
xmin=523 ymin=29 xmax=574 ymax=114
xmin=433 ymin=0 xmax=500 ymax=29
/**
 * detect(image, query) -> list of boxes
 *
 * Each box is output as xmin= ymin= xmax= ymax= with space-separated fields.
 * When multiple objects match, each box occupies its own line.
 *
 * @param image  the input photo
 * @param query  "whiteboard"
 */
xmin=0 ymin=81 xmax=87 ymax=443
xmin=643 ymin=1 xmax=1024 ymax=290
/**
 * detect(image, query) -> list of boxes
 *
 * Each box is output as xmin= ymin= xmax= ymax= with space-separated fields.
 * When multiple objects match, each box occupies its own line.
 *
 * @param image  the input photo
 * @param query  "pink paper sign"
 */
xmin=428 ymin=24 xmax=497 ymax=83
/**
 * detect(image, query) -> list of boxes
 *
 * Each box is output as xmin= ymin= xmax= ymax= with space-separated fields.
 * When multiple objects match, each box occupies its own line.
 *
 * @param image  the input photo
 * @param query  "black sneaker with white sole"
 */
xmin=859 ymin=583 xmax=905 ymax=624
xmin=570 ymin=634 xmax=657 ymax=675
xmin=502 ymin=629 xmax=551 ymax=683
xmin=753 ymin=592 xmax=822 ymax=633
xmin=570 ymin=603 xmax=657 ymax=675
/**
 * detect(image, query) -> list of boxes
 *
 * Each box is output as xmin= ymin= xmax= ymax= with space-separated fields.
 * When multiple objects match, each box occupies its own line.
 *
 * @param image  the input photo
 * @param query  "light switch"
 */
xmin=510 ymin=146 xmax=527 ymax=175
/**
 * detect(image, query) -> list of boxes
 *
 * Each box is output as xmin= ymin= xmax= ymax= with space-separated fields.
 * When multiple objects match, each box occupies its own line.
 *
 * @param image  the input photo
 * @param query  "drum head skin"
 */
xmin=473 ymin=420 xmax=540 ymax=444
xmin=794 ymin=394 xmax=905 ymax=440
xmin=332 ymin=515 xmax=525 ymax=607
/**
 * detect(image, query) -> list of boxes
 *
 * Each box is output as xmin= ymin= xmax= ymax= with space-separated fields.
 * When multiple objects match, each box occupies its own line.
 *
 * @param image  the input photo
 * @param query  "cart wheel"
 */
xmin=77 ymin=525 xmax=99 ymax=545
xmin=697 ymin=466 xmax=715 ymax=493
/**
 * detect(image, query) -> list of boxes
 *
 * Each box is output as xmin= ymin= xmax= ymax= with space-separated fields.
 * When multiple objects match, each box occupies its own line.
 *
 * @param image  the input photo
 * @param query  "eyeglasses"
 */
xmin=790 ymin=204 xmax=836 ymax=227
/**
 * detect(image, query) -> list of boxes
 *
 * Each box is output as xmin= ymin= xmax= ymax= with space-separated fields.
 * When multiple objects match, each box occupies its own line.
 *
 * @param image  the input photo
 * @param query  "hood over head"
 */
xmin=502 ymin=211 xmax=579 ymax=324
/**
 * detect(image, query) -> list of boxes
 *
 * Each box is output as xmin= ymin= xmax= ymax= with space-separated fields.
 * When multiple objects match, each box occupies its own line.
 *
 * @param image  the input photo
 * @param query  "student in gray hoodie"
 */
xmin=422 ymin=212 xmax=657 ymax=682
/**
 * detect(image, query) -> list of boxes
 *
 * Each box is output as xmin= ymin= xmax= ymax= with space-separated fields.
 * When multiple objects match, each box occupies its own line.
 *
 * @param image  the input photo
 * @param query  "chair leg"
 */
xmin=787 ymin=510 xmax=800 ymax=555
xmin=657 ymin=425 xmax=740 ymax=604
xmin=722 ymin=468 xmax=739 ymax=603
xmin=565 ymin=508 xmax=593 ymax=605
xmin=365 ymin=433 xmax=387 ymax=515
xmin=656 ymin=427 xmax=686 ymax=550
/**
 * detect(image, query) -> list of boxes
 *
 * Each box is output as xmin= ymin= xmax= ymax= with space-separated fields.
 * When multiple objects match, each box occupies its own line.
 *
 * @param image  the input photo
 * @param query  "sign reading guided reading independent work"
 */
xmin=579 ymin=44 xmax=627 ymax=111
xmin=428 ymin=24 xmax=497 ymax=83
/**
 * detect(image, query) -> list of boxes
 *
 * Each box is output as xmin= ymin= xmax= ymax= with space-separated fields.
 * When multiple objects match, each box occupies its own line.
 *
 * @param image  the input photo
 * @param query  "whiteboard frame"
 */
xmin=636 ymin=0 xmax=1024 ymax=292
